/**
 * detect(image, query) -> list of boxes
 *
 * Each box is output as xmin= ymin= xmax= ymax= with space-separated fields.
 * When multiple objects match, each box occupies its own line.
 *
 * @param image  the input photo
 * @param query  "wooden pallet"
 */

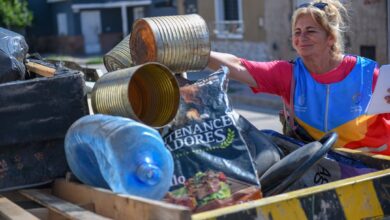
xmin=0 ymin=148 xmax=389 ymax=220
xmin=0 ymin=179 xmax=191 ymax=220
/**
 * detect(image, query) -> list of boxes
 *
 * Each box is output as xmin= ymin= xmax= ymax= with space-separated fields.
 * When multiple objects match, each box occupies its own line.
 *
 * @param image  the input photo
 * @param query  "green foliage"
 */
xmin=0 ymin=0 xmax=33 ymax=29
xmin=86 ymin=57 xmax=104 ymax=65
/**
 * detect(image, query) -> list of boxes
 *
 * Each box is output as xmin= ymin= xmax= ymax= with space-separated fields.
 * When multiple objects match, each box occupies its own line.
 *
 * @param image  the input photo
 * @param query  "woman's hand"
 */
xmin=386 ymin=88 xmax=390 ymax=104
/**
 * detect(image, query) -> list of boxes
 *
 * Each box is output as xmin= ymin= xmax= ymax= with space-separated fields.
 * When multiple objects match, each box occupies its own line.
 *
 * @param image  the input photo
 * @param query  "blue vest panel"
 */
xmin=293 ymin=56 xmax=376 ymax=132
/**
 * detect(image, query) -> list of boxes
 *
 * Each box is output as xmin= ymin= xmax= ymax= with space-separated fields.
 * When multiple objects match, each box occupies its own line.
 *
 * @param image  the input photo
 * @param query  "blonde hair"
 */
xmin=291 ymin=0 xmax=349 ymax=56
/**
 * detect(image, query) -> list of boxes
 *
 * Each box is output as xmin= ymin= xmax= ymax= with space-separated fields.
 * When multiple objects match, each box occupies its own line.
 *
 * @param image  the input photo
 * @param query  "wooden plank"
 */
xmin=0 ymin=197 xmax=39 ymax=220
xmin=52 ymin=179 xmax=191 ymax=220
xmin=20 ymin=189 xmax=110 ymax=220
xmin=28 ymin=207 xmax=72 ymax=220
xmin=1 ymin=190 xmax=36 ymax=203
xmin=26 ymin=61 xmax=56 ymax=77
xmin=26 ymin=208 xmax=49 ymax=220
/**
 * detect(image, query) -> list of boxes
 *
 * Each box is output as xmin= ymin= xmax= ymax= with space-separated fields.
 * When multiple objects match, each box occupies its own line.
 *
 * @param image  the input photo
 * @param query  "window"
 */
xmin=57 ymin=13 xmax=68 ymax=35
xmin=214 ymin=0 xmax=243 ymax=39
xmin=155 ymin=0 xmax=176 ymax=7
xmin=133 ymin=7 xmax=144 ymax=20
xmin=360 ymin=46 xmax=376 ymax=60
xmin=184 ymin=0 xmax=197 ymax=14
xmin=223 ymin=0 xmax=239 ymax=20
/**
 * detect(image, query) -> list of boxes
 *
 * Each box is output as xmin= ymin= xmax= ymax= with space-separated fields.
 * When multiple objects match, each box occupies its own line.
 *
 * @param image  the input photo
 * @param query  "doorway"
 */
xmin=81 ymin=11 xmax=101 ymax=54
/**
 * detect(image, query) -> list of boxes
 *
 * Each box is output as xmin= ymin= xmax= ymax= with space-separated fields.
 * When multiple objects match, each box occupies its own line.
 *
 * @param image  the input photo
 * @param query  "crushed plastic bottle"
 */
xmin=0 ymin=27 xmax=28 ymax=83
xmin=64 ymin=114 xmax=174 ymax=200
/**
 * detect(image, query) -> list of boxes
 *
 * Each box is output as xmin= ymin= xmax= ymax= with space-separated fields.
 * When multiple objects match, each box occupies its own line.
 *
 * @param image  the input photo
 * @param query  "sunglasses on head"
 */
xmin=298 ymin=2 xmax=328 ymax=10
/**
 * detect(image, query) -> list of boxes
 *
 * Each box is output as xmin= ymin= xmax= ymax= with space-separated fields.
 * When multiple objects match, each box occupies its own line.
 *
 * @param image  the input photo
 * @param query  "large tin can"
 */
xmin=130 ymin=14 xmax=210 ymax=73
xmin=91 ymin=62 xmax=180 ymax=127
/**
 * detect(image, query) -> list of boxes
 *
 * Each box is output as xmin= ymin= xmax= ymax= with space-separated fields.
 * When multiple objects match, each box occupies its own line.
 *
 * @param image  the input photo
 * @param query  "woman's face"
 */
xmin=292 ymin=14 xmax=334 ymax=59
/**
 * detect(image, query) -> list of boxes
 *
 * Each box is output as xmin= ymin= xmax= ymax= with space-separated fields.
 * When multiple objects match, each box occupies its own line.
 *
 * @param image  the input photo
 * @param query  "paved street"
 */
xmin=232 ymin=102 xmax=282 ymax=132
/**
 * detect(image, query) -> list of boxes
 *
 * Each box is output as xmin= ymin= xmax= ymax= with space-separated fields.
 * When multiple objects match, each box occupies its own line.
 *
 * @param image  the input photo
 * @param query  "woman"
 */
xmin=207 ymin=0 xmax=390 ymax=155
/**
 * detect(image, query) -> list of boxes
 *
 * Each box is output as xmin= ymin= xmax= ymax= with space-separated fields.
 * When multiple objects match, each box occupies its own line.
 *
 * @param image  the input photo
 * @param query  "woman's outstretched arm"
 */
xmin=207 ymin=51 xmax=257 ymax=88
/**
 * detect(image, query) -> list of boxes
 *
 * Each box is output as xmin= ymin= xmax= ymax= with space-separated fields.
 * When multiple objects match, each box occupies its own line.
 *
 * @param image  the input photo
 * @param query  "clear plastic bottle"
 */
xmin=64 ymin=114 xmax=174 ymax=200
xmin=0 ymin=27 xmax=28 ymax=83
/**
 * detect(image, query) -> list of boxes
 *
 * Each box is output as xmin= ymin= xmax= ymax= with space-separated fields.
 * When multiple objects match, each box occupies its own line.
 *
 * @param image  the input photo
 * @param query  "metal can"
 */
xmin=91 ymin=62 xmax=180 ymax=127
xmin=103 ymin=34 xmax=133 ymax=72
xmin=130 ymin=14 xmax=210 ymax=73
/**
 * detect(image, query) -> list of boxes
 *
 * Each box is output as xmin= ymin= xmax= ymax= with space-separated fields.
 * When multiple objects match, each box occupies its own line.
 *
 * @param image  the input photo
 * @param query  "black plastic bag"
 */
xmin=0 ymin=138 xmax=68 ymax=191
xmin=0 ymin=70 xmax=88 ymax=147
xmin=0 ymin=27 xmax=28 ymax=83
xmin=162 ymin=67 xmax=282 ymax=190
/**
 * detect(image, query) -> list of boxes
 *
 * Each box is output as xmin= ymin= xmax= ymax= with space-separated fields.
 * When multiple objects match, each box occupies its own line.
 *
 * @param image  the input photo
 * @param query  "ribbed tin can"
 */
xmin=103 ymin=34 xmax=133 ymax=72
xmin=91 ymin=62 xmax=180 ymax=127
xmin=130 ymin=14 xmax=210 ymax=73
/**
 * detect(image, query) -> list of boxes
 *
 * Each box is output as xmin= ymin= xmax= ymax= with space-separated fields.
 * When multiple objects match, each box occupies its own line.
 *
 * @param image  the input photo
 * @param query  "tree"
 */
xmin=0 ymin=0 xmax=33 ymax=29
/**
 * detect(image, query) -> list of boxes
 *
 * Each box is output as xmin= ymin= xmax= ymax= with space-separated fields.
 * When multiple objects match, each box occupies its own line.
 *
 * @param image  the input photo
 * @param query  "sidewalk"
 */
xmin=228 ymin=80 xmax=283 ymax=111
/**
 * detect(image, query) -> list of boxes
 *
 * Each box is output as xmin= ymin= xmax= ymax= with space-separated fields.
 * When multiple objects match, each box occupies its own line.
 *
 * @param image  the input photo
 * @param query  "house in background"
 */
xmin=178 ymin=0 xmax=270 ymax=62
xmin=27 ymin=0 xmax=177 ymax=55
xmin=178 ymin=0 xmax=390 ymax=65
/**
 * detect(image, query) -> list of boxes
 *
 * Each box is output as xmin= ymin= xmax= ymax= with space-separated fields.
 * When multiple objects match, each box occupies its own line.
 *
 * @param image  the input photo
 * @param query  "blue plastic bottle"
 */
xmin=64 ymin=114 xmax=174 ymax=200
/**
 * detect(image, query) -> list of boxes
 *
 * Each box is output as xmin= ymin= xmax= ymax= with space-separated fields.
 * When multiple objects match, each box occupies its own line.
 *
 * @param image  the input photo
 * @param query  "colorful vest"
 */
xmin=292 ymin=56 xmax=387 ymax=151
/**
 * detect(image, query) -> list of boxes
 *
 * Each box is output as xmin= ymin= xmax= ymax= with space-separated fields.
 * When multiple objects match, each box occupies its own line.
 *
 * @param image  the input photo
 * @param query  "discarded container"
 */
xmin=0 ymin=67 xmax=87 ymax=191
xmin=0 ymin=70 xmax=87 ymax=147
xmin=65 ymin=114 xmax=174 ymax=200
xmin=103 ymin=34 xmax=133 ymax=72
xmin=0 ymin=27 xmax=28 ymax=83
xmin=91 ymin=62 xmax=180 ymax=127
xmin=130 ymin=14 xmax=210 ymax=73
xmin=0 ymin=139 xmax=68 ymax=192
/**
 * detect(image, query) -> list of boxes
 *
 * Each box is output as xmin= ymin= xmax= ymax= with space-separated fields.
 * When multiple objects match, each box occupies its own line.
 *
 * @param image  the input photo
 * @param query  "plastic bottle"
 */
xmin=64 ymin=114 xmax=174 ymax=200
xmin=0 ymin=27 xmax=28 ymax=83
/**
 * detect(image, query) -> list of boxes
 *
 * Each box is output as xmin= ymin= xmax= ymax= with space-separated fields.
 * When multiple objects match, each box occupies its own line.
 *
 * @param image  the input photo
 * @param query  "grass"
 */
xmin=85 ymin=57 xmax=103 ymax=65
xmin=44 ymin=55 xmax=74 ymax=61
xmin=43 ymin=55 xmax=104 ymax=65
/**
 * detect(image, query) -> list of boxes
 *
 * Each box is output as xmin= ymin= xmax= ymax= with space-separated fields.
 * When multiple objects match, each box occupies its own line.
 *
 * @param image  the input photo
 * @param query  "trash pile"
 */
xmin=0 ymin=27 xmax=87 ymax=191
xmin=164 ymin=170 xmax=261 ymax=213
xmin=0 ymin=13 xmax=381 ymax=214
